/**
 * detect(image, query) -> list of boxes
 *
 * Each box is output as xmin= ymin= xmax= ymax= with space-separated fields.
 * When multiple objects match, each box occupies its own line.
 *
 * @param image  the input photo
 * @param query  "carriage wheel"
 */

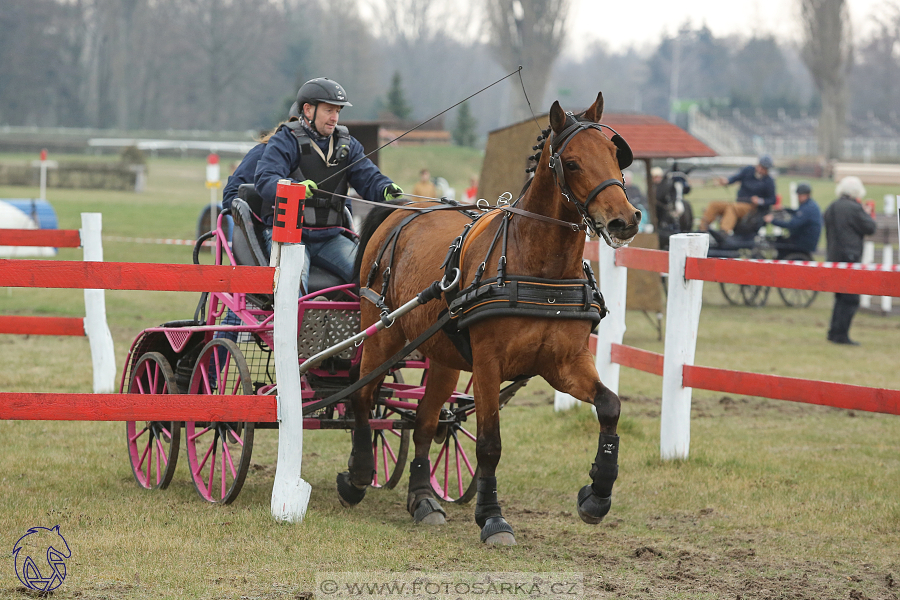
xmin=125 ymin=352 xmax=180 ymax=490
xmin=370 ymin=401 xmax=410 ymax=490
xmin=185 ymin=339 xmax=255 ymax=504
xmin=719 ymin=282 xmax=743 ymax=306
xmin=740 ymin=284 xmax=770 ymax=307
xmin=777 ymin=253 xmax=818 ymax=308
xmin=430 ymin=398 xmax=479 ymax=504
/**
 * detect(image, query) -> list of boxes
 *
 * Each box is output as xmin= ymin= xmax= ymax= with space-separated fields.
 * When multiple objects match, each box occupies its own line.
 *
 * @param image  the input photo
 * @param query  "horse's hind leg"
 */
xmin=336 ymin=308 xmax=407 ymax=507
xmin=544 ymin=351 xmax=621 ymax=524
xmin=406 ymin=362 xmax=459 ymax=525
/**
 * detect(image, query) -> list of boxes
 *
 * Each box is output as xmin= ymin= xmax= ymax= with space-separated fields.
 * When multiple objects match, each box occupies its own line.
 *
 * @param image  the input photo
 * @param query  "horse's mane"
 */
xmin=353 ymin=201 xmax=403 ymax=279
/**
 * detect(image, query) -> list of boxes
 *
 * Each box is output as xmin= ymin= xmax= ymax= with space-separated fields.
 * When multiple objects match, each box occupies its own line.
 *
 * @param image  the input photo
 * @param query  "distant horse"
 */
xmin=340 ymin=92 xmax=641 ymax=545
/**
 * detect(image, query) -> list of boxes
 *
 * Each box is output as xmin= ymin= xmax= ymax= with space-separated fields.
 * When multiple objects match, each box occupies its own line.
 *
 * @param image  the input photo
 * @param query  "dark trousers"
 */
xmin=828 ymin=293 xmax=860 ymax=341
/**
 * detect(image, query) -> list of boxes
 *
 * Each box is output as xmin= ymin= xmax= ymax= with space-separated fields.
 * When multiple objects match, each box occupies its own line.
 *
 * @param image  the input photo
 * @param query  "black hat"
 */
xmin=796 ymin=183 xmax=811 ymax=196
xmin=296 ymin=78 xmax=352 ymax=109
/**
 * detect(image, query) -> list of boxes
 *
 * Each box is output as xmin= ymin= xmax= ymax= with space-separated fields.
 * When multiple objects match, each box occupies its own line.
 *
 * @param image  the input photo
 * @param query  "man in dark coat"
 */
xmin=700 ymin=155 xmax=776 ymax=235
xmin=823 ymin=176 xmax=877 ymax=345
xmin=255 ymin=77 xmax=403 ymax=291
xmin=763 ymin=182 xmax=822 ymax=258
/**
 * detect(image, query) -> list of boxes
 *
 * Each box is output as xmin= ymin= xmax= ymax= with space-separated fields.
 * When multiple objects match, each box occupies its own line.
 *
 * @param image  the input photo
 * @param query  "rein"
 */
xmin=314 ymin=188 xmax=589 ymax=232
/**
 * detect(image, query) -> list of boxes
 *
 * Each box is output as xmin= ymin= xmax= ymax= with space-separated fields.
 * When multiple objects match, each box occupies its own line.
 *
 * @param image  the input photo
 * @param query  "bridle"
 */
xmin=547 ymin=115 xmax=635 ymax=248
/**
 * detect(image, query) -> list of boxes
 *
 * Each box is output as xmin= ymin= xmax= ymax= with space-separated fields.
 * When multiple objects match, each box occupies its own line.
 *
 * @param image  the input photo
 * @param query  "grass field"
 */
xmin=1 ymin=150 xmax=899 ymax=599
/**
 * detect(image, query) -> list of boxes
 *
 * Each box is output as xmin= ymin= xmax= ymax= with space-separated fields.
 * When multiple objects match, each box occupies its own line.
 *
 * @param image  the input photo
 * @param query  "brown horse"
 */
xmin=339 ymin=92 xmax=641 ymax=545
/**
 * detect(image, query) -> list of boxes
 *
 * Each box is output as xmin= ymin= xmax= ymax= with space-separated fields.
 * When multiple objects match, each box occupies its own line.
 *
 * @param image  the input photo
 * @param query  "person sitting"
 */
xmin=254 ymin=77 xmax=403 ymax=291
xmin=221 ymin=105 xmax=301 ymax=213
xmin=411 ymin=168 xmax=438 ymax=199
xmin=700 ymin=155 xmax=776 ymax=235
xmin=763 ymin=182 xmax=822 ymax=259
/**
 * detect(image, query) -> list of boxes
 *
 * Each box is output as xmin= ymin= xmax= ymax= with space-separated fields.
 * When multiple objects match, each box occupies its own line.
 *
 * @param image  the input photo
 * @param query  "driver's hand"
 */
xmin=763 ymin=213 xmax=774 ymax=223
xmin=752 ymin=196 xmax=763 ymax=206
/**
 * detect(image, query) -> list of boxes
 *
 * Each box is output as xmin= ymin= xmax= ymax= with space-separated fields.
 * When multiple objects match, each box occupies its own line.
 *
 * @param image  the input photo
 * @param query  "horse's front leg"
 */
xmin=545 ymin=351 xmax=621 ymax=524
xmin=471 ymin=363 xmax=516 ymax=545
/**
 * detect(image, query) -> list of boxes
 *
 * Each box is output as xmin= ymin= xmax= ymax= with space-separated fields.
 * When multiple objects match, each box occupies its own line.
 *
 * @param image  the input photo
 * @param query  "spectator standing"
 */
xmin=823 ymin=176 xmax=877 ymax=345
xmin=763 ymin=182 xmax=823 ymax=258
xmin=463 ymin=176 xmax=479 ymax=203
xmin=700 ymin=155 xmax=776 ymax=234
xmin=412 ymin=169 xmax=438 ymax=199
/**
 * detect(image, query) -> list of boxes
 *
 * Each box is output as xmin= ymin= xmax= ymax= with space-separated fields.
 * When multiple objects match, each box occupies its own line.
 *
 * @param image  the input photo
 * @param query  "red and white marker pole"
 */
xmin=206 ymin=153 xmax=221 ymax=230
xmin=39 ymin=148 xmax=48 ymax=201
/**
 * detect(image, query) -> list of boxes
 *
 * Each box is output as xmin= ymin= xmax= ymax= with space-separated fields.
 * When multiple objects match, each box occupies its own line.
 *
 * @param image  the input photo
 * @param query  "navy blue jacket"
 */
xmin=222 ymin=143 xmax=266 ymax=211
xmin=770 ymin=198 xmax=822 ymax=254
xmin=255 ymin=126 xmax=393 ymax=241
xmin=728 ymin=165 xmax=776 ymax=208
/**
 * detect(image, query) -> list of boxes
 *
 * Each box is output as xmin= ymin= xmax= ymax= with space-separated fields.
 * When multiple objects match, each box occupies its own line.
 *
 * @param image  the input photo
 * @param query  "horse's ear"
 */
xmin=584 ymin=92 xmax=605 ymax=123
xmin=549 ymin=101 xmax=568 ymax=134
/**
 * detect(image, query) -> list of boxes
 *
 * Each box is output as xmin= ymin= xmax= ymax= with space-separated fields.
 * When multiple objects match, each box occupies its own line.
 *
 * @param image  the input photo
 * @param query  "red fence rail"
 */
xmin=686 ymin=256 xmax=900 ymax=297
xmin=0 ymin=315 xmax=85 ymax=336
xmin=585 ymin=238 xmax=900 ymax=420
xmin=0 ymin=392 xmax=277 ymax=421
xmin=0 ymin=260 xmax=274 ymax=293
xmin=0 ymin=229 xmax=82 ymax=248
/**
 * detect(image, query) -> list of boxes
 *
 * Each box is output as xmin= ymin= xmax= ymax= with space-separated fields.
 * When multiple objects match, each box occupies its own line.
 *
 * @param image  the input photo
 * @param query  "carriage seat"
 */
xmin=232 ymin=184 xmax=349 ymax=296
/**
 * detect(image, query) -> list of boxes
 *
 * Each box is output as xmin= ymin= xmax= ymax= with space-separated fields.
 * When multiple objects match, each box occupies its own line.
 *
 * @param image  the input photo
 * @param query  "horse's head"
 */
xmin=546 ymin=92 xmax=641 ymax=247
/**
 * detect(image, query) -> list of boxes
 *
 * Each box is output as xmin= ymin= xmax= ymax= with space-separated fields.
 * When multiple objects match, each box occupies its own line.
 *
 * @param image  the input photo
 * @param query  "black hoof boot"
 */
xmin=577 ymin=485 xmax=611 ymax=524
xmin=480 ymin=516 xmax=516 ymax=545
xmin=406 ymin=458 xmax=446 ymax=525
xmin=336 ymin=471 xmax=367 ymax=507
xmin=411 ymin=497 xmax=447 ymax=525
xmin=578 ymin=432 xmax=619 ymax=524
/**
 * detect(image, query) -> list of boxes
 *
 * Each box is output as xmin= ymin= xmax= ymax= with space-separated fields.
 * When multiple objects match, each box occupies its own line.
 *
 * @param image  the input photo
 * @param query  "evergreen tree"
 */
xmin=453 ymin=101 xmax=478 ymax=147
xmin=386 ymin=71 xmax=411 ymax=120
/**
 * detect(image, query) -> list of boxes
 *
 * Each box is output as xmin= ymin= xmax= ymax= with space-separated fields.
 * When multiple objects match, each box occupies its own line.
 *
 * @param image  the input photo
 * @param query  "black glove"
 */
xmin=383 ymin=184 xmax=404 ymax=201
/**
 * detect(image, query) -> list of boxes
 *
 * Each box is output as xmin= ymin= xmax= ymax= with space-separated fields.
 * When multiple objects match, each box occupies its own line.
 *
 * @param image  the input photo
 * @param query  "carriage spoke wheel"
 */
xmin=185 ymin=339 xmax=255 ymax=504
xmin=740 ymin=284 xmax=770 ymax=307
xmin=430 ymin=400 xmax=479 ymax=504
xmin=719 ymin=282 xmax=744 ymax=306
xmin=778 ymin=253 xmax=818 ymax=307
xmin=370 ymin=402 xmax=410 ymax=490
xmin=125 ymin=352 xmax=180 ymax=490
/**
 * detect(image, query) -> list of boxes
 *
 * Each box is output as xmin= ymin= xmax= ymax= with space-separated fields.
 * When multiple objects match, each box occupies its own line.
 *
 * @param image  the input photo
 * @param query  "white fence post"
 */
xmin=554 ymin=242 xmax=627 ymax=411
xmin=271 ymin=242 xmax=312 ymax=522
xmin=860 ymin=241 xmax=875 ymax=309
xmin=660 ymin=233 xmax=709 ymax=461
xmin=881 ymin=245 xmax=893 ymax=313
xmin=80 ymin=213 xmax=116 ymax=393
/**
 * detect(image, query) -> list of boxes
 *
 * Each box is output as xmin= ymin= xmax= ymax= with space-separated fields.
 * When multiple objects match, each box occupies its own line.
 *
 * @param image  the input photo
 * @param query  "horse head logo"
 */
xmin=12 ymin=525 xmax=71 ymax=592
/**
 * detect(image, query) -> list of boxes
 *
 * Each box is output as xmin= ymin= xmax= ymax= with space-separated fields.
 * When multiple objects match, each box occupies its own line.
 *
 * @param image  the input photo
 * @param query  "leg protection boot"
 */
xmin=577 ymin=433 xmax=619 ymax=524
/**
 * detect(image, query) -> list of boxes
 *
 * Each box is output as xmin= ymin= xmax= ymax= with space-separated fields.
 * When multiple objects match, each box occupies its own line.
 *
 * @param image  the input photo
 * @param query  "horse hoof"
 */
xmin=480 ymin=517 xmax=515 ymax=544
xmin=484 ymin=532 xmax=517 ymax=546
xmin=576 ymin=484 xmax=611 ymax=524
xmin=336 ymin=471 xmax=367 ymax=507
xmin=413 ymin=497 xmax=446 ymax=525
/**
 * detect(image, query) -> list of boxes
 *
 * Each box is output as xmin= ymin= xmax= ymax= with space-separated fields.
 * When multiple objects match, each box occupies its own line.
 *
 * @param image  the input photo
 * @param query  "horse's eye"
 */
xmin=565 ymin=161 xmax=579 ymax=171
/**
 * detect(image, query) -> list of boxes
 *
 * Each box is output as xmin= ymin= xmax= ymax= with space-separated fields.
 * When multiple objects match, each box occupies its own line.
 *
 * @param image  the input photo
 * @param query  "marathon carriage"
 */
xmin=120 ymin=185 xmax=525 ymax=505
xmin=707 ymin=208 xmax=818 ymax=308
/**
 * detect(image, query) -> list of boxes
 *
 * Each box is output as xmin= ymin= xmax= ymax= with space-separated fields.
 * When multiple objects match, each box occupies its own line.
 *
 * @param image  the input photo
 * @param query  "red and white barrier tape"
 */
xmin=104 ymin=236 xmax=213 ymax=246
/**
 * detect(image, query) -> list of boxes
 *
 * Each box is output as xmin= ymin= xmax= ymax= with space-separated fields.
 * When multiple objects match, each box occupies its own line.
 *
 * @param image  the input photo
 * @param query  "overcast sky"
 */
xmin=564 ymin=0 xmax=887 ymax=57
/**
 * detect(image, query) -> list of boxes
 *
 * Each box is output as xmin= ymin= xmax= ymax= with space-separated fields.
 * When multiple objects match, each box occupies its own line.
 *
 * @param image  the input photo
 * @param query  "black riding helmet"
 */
xmin=295 ymin=77 xmax=351 ymax=135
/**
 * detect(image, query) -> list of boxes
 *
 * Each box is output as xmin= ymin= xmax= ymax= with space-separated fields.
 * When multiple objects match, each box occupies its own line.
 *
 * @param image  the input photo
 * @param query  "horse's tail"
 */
xmin=354 ymin=201 xmax=402 ymax=282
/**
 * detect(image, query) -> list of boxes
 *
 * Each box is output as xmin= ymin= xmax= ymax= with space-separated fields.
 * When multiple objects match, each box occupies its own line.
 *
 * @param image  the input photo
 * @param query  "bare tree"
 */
xmin=801 ymin=0 xmax=853 ymax=160
xmin=485 ymin=0 xmax=570 ymax=122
